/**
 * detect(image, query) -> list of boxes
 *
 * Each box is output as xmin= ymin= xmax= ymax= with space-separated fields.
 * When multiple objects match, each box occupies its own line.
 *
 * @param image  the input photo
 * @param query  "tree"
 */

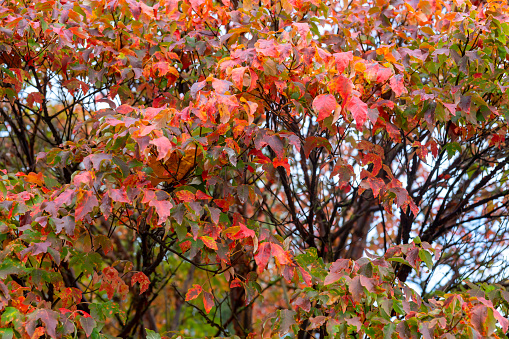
xmin=1 ymin=0 xmax=509 ymax=338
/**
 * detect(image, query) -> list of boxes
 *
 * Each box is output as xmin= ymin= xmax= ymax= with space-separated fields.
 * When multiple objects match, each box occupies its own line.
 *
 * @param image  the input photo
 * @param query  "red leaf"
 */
xmin=346 ymin=96 xmax=367 ymax=129
xmin=329 ymin=75 xmax=353 ymax=101
xmin=359 ymin=276 xmax=375 ymax=292
xmin=389 ymin=74 xmax=407 ymax=97
xmin=185 ymin=284 xmax=202 ymax=301
xmin=254 ymin=242 xmax=271 ymax=273
xmin=333 ymin=51 xmax=353 ymax=73
xmin=231 ymin=67 xmax=246 ymax=90
xmin=367 ymin=177 xmax=385 ymax=198
xmin=211 ymin=78 xmax=232 ymax=94
xmin=175 ymin=190 xmax=195 ymax=203
xmin=149 ymin=137 xmax=173 ymax=161
xmin=230 ymin=278 xmax=242 ymax=288
xmin=200 ymin=236 xmax=218 ymax=250
xmin=191 ymin=80 xmax=206 ymax=98
xmin=273 ymin=157 xmax=290 ymax=176
xmin=255 ymin=39 xmax=278 ymax=57
xmin=109 ymin=189 xmax=130 ymax=203
xmin=149 ymin=200 xmax=173 ymax=225
xmin=75 ymin=190 xmax=98 ymax=221
xmin=203 ymin=291 xmax=214 ymax=313
xmin=443 ymin=102 xmax=457 ymax=116
xmin=131 ymin=272 xmax=150 ymax=294
xmin=33 ymin=309 xmax=59 ymax=338
xmin=235 ymin=223 xmax=256 ymax=239
xmin=298 ymin=267 xmax=312 ymax=287
xmin=117 ymin=104 xmax=134 ymax=114
xmin=271 ymin=243 xmax=291 ymax=266
xmin=196 ymin=190 xmax=212 ymax=200
xmin=293 ymin=297 xmax=311 ymax=312
xmin=363 ymin=153 xmax=382 ymax=176
xmin=312 ymin=94 xmax=338 ymax=121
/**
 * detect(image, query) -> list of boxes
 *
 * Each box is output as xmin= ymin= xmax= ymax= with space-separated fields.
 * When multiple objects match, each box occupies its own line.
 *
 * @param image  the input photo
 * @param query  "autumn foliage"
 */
xmin=1 ymin=0 xmax=509 ymax=338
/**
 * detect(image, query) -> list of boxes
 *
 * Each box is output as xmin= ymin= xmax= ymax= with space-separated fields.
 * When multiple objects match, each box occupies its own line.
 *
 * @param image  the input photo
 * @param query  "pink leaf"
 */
xmin=389 ymin=74 xmax=407 ymax=97
xmin=313 ymin=94 xmax=338 ymax=121
xmin=346 ymin=96 xmax=367 ymax=129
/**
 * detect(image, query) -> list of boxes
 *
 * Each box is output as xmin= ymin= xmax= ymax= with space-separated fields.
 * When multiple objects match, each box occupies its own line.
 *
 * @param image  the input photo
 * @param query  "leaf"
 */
xmin=200 ymin=236 xmax=218 ymax=250
xmin=149 ymin=137 xmax=173 ymax=161
xmin=303 ymin=136 xmax=332 ymax=158
xmin=363 ymin=153 xmax=382 ymax=176
xmin=324 ymin=272 xmax=344 ymax=285
xmin=108 ymin=189 xmax=130 ymax=203
xmin=346 ymin=96 xmax=367 ymax=129
xmin=145 ymin=329 xmax=162 ymax=339
xmin=271 ymin=243 xmax=291 ymax=266
xmin=278 ymin=309 xmax=296 ymax=336
xmin=348 ymin=276 xmax=364 ymax=303
xmin=254 ymin=242 xmax=271 ymax=273
xmin=34 ymin=309 xmax=59 ymax=338
xmin=333 ymin=51 xmax=353 ymax=73
xmin=231 ymin=67 xmax=247 ymax=90
xmin=80 ymin=316 xmax=96 ymax=337
xmin=203 ymin=291 xmax=214 ymax=313
xmin=191 ymin=80 xmax=206 ymax=98
xmin=148 ymin=200 xmax=173 ymax=225
xmin=185 ymin=284 xmax=203 ymax=301
xmin=329 ymin=75 xmax=353 ymax=100
xmin=75 ymin=190 xmax=98 ymax=221
xmin=131 ymin=272 xmax=150 ymax=294
xmin=389 ymin=74 xmax=407 ymax=97
xmin=211 ymin=78 xmax=232 ymax=94
xmin=312 ymin=94 xmax=338 ymax=121
xmin=359 ymin=276 xmax=375 ymax=292
xmin=52 ymin=216 xmax=75 ymax=236
xmin=418 ymin=249 xmax=433 ymax=269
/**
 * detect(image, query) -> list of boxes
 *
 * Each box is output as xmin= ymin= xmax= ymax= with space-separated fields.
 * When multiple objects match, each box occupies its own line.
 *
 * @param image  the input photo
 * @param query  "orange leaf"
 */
xmin=203 ymin=291 xmax=214 ymax=313
xmin=131 ymin=272 xmax=150 ymax=294
xmin=185 ymin=284 xmax=202 ymax=301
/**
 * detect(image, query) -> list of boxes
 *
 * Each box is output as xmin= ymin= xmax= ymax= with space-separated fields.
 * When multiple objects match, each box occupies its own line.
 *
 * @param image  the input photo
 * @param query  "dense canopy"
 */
xmin=1 ymin=0 xmax=509 ymax=338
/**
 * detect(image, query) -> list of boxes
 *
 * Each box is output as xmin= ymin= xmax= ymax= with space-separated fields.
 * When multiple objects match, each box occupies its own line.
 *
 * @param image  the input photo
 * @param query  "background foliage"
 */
xmin=1 ymin=0 xmax=509 ymax=338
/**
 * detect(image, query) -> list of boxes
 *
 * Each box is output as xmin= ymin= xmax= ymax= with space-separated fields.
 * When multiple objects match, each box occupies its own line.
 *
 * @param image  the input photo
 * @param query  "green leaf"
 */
xmin=0 ymin=328 xmax=13 ymax=339
xmin=1 ymin=307 xmax=19 ymax=326
xmin=384 ymin=322 xmax=397 ymax=339
xmin=145 ymin=329 xmax=162 ymax=339
xmin=393 ymin=299 xmax=404 ymax=315
xmin=419 ymin=249 xmax=433 ymax=269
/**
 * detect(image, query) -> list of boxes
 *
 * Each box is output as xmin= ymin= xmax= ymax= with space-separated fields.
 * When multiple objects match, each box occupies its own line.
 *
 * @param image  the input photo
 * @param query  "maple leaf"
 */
xmin=329 ymin=75 xmax=353 ymax=101
xmin=271 ymin=243 xmax=291 ymax=266
xmin=254 ymin=242 xmax=271 ymax=274
xmin=185 ymin=284 xmax=203 ymax=301
xmin=32 ymin=309 xmax=59 ymax=338
xmin=389 ymin=74 xmax=407 ymax=97
xmin=200 ymin=236 xmax=218 ymax=250
xmin=312 ymin=94 xmax=338 ymax=121
xmin=148 ymin=200 xmax=173 ymax=225
xmin=203 ymin=291 xmax=214 ymax=313
xmin=53 ymin=216 xmax=76 ymax=236
xmin=231 ymin=67 xmax=246 ymax=90
xmin=346 ymin=96 xmax=367 ymax=129
xmin=131 ymin=272 xmax=150 ymax=294
xmin=149 ymin=137 xmax=173 ymax=161
xmin=75 ymin=190 xmax=98 ymax=221
xmin=333 ymin=51 xmax=353 ymax=73
xmin=108 ymin=189 xmax=130 ymax=203
xmin=80 ymin=316 xmax=97 ymax=337
xmin=273 ymin=157 xmax=290 ymax=176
